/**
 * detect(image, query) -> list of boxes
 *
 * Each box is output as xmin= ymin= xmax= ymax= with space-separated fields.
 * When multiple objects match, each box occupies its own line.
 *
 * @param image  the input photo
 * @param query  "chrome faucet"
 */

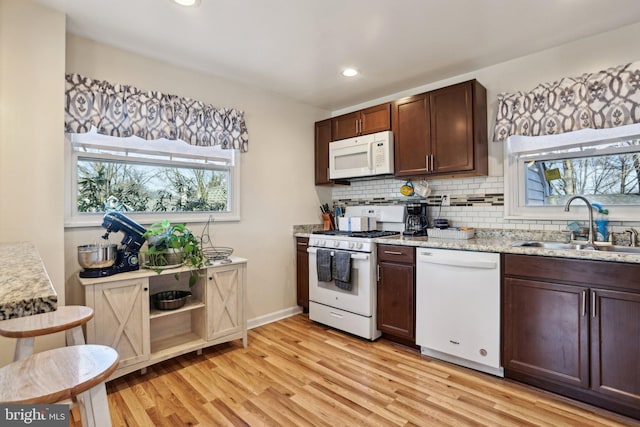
xmin=564 ymin=196 xmax=598 ymax=247
xmin=625 ymin=228 xmax=638 ymax=247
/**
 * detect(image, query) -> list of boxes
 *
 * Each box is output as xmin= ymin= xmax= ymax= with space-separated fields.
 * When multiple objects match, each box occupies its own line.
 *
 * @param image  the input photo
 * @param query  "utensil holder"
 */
xmin=322 ymin=213 xmax=334 ymax=230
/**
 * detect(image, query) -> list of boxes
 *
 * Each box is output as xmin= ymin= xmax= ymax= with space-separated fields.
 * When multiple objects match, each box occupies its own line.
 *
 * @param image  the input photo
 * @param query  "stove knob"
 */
xmin=348 ymin=242 xmax=355 ymax=249
xmin=356 ymin=243 xmax=364 ymax=249
xmin=333 ymin=241 xmax=341 ymax=247
xmin=320 ymin=240 xmax=326 ymax=246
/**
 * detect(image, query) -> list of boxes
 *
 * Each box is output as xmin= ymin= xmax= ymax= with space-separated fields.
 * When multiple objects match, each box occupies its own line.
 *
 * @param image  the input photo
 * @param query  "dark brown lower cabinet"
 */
xmin=503 ymin=254 xmax=640 ymax=420
xmin=295 ymin=237 xmax=309 ymax=311
xmin=503 ymin=278 xmax=589 ymax=388
xmin=377 ymin=245 xmax=415 ymax=346
xmin=591 ymin=288 xmax=640 ymax=407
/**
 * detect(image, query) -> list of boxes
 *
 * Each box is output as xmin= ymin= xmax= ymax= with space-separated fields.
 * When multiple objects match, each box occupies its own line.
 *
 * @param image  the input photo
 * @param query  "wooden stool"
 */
xmin=0 ymin=344 xmax=119 ymax=427
xmin=0 ymin=305 xmax=94 ymax=361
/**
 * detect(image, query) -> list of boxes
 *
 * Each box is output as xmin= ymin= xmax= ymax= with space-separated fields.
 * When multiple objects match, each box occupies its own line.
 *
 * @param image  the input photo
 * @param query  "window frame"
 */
xmin=64 ymin=132 xmax=241 ymax=228
xmin=504 ymin=123 xmax=640 ymax=221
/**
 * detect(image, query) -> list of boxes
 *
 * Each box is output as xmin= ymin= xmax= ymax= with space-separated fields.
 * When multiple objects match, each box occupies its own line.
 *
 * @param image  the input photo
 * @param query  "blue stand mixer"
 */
xmin=78 ymin=212 xmax=147 ymax=278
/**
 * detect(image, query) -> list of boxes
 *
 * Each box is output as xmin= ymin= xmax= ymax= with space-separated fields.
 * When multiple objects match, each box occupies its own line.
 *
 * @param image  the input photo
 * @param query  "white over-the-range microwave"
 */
xmin=329 ymin=131 xmax=394 ymax=180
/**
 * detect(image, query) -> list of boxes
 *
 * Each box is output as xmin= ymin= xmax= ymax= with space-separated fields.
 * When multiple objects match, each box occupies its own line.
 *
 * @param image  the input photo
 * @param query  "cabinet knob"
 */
xmin=209 ymin=277 xmax=213 ymax=280
xmin=143 ymin=287 xmax=148 ymax=291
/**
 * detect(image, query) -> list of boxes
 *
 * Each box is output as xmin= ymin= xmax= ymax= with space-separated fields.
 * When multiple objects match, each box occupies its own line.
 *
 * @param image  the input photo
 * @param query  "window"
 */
xmin=504 ymin=123 xmax=640 ymax=221
xmin=65 ymin=128 xmax=240 ymax=227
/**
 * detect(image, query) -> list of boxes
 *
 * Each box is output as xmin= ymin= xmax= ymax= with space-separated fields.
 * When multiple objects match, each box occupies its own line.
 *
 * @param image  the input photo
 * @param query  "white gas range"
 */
xmin=307 ymin=205 xmax=405 ymax=340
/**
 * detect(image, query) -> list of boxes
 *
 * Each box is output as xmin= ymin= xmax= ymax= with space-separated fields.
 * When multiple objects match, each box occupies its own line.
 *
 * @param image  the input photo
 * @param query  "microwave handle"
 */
xmin=367 ymin=140 xmax=373 ymax=170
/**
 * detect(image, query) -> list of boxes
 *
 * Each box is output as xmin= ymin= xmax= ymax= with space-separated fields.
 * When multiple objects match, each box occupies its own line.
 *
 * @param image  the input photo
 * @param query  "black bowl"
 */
xmin=151 ymin=290 xmax=192 ymax=310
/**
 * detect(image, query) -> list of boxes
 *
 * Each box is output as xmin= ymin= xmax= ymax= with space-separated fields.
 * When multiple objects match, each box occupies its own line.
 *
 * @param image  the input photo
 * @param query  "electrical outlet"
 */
xmin=441 ymin=194 xmax=451 ymax=207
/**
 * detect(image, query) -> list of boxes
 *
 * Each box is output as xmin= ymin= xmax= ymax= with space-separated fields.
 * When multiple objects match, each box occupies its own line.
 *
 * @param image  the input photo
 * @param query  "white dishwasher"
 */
xmin=415 ymin=248 xmax=503 ymax=377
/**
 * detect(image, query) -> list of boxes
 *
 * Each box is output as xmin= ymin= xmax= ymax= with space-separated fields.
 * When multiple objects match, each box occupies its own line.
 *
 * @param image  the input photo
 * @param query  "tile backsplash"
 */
xmin=331 ymin=175 xmax=640 ymax=236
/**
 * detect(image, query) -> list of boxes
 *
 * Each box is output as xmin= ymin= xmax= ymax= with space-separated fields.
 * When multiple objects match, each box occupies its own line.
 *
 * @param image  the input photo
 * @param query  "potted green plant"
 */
xmin=142 ymin=219 xmax=204 ymax=286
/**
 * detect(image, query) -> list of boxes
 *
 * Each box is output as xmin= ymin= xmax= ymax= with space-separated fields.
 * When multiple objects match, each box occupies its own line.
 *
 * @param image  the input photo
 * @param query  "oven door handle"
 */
xmin=307 ymin=247 xmax=369 ymax=260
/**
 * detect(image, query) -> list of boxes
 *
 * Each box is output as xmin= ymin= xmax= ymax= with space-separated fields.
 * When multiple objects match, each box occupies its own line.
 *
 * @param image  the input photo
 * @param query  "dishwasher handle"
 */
xmin=417 ymin=252 xmax=497 ymax=269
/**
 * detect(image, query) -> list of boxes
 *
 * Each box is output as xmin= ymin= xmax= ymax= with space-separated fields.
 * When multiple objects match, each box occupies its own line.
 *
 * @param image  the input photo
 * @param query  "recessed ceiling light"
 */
xmin=172 ymin=0 xmax=201 ymax=7
xmin=341 ymin=68 xmax=359 ymax=77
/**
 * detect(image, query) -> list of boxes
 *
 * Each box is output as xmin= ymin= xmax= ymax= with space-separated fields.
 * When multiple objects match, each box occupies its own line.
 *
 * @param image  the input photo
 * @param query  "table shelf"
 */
xmin=149 ymin=298 xmax=205 ymax=319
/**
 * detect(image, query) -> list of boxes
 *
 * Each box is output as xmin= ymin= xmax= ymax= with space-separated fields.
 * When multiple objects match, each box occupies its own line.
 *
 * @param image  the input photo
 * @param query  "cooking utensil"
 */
xmin=77 ymin=244 xmax=117 ymax=269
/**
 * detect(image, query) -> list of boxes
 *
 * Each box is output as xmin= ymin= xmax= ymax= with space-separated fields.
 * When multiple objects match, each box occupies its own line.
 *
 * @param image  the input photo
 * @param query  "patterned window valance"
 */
xmin=493 ymin=61 xmax=640 ymax=142
xmin=65 ymin=73 xmax=249 ymax=152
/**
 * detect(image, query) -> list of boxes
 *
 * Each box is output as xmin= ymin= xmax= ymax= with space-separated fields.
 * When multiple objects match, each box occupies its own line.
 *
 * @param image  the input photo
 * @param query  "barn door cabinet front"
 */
xmin=84 ymin=277 xmax=150 ymax=368
xmin=206 ymin=262 xmax=247 ymax=346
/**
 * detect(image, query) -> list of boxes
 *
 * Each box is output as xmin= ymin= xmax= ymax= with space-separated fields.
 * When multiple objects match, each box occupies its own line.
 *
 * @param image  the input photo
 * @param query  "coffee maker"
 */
xmin=403 ymin=203 xmax=428 ymax=236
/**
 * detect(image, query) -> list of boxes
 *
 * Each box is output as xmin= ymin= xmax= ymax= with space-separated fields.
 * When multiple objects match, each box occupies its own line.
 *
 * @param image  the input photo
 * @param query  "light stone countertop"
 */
xmin=0 ymin=242 xmax=58 ymax=320
xmin=294 ymin=229 xmax=640 ymax=264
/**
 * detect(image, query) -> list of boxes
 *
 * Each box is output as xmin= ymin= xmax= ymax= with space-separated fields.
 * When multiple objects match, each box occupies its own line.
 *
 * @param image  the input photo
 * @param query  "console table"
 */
xmin=78 ymin=257 xmax=247 ymax=379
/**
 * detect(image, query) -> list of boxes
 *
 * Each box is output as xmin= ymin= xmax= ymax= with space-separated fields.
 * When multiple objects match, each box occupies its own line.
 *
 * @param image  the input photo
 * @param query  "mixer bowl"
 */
xmin=78 ymin=244 xmax=117 ymax=269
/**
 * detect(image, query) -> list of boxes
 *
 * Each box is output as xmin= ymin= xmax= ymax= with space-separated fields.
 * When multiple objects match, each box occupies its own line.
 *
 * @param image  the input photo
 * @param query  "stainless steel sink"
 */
xmin=512 ymin=241 xmax=640 ymax=254
xmin=511 ymin=241 xmax=594 ymax=250
xmin=592 ymin=245 xmax=640 ymax=254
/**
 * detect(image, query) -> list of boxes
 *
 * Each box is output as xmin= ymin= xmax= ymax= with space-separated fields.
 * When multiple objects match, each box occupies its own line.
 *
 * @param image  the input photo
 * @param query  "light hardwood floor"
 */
xmin=73 ymin=314 xmax=639 ymax=426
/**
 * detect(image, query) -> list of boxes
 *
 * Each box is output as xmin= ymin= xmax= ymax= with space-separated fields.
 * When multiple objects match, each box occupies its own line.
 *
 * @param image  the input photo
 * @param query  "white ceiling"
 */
xmin=34 ymin=0 xmax=640 ymax=111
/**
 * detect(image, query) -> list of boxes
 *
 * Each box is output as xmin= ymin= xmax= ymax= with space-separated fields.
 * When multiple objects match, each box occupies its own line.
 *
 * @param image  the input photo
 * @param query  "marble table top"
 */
xmin=0 ymin=242 xmax=58 ymax=320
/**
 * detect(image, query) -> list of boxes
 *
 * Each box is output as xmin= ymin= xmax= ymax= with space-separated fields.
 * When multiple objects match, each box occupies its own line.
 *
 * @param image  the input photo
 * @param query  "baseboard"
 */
xmin=247 ymin=305 xmax=303 ymax=330
xmin=420 ymin=346 xmax=504 ymax=378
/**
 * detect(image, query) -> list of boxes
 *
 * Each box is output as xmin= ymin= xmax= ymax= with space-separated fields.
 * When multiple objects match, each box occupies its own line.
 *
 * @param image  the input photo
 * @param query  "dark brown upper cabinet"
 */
xmin=392 ymin=93 xmax=431 ymax=176
xmin=331 ymin=103 xmax=391 ymax=141
xmin=393 ymin=80 xmax=488 ymax=178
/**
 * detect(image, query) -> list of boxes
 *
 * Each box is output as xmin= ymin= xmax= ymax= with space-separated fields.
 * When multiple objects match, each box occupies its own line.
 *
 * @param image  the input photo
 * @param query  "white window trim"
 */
xmin=504 ymin=123 xmax=640 ymax=222
xmin=64 ymin=132 xmax=241 ymax=228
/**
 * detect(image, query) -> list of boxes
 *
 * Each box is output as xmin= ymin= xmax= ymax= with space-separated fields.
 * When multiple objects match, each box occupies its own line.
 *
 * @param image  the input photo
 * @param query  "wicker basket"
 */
xmin=200 ymin=216 xmax=234 ymax=262
xmin=202 ymin=246 xmax=233 ymax=262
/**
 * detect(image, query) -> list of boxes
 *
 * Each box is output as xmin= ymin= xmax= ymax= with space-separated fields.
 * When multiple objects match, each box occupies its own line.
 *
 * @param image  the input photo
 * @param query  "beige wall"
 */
xmin=0 ymin=0 xmax=66 ymax=365
xmin=63 ymin=35 xmax=331 ymax=324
